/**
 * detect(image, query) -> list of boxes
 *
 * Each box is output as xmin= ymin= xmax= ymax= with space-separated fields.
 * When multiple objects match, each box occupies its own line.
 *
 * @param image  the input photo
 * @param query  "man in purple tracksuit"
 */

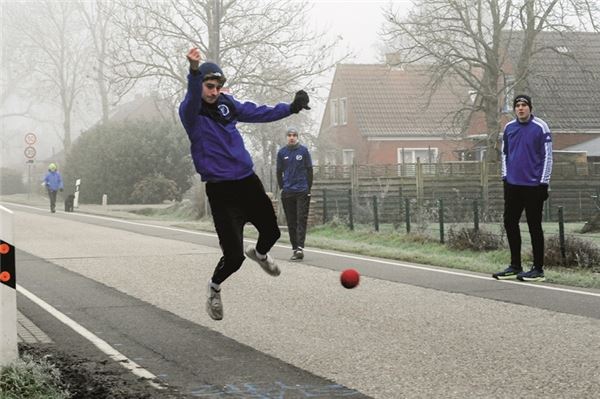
xmin=179 ymin=48 xmax=310 ymax=320
xmin=493 ymin=95 xmax=553 ymax=282
xmin=42 ymin=163 xmax=64 ymax=213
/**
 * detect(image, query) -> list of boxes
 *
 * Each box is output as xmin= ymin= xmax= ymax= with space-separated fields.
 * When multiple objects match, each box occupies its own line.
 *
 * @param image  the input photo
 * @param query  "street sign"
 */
xmin=24 ymin=133 xmax=37 ymax=145
xmin=24 ymin=146 xmax=36 ymax=159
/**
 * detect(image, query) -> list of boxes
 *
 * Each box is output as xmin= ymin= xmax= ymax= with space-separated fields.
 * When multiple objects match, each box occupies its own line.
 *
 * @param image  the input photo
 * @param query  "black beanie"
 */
xmin=513 ymin=94 xmax=532 ymax=109
xmin=199 ymin=62 xmax=226 ymax=84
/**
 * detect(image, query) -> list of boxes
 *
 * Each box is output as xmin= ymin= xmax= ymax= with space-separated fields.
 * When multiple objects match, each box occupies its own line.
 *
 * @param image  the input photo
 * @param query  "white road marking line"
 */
xmin=7 ymin=202 xmax=600 ymax=298
xmin=17 ymin=284 xmax=165 ymax=390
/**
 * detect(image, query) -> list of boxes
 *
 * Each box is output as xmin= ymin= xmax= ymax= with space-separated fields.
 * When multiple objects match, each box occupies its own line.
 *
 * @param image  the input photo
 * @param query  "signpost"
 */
xmin=25 ymin=132 xmax=37 ymax=145
xmin=24 ymin=133 xmax=37 ymax=199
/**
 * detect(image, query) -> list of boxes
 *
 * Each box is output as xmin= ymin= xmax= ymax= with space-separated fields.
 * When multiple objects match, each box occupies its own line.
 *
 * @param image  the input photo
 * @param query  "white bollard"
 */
xmin=0 ymin=205 xmax=18 ymax=367
xmin=102 ymin=194 xmax=108 ymax=208
xmin=74 ymin=178 xmax=81 ymax=208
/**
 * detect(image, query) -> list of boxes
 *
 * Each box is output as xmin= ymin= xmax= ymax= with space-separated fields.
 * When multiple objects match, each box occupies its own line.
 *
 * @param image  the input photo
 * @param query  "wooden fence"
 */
xmin=306 ymin=161 xmax=600 ymax=225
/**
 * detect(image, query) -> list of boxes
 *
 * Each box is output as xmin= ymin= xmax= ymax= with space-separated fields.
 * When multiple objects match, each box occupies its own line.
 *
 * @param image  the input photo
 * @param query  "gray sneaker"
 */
xmin=290 ymin=249 xmax=304 ymax=261
xmin=245 ymin=245 xmax=280 ymax=276
xmin=206 ymin=282 xmax=223 ymax=320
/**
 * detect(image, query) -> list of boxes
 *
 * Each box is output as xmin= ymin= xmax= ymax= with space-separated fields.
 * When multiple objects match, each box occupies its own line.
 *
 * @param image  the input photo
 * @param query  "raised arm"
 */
xmin=179 ymin=48 xmax=203 ymax=132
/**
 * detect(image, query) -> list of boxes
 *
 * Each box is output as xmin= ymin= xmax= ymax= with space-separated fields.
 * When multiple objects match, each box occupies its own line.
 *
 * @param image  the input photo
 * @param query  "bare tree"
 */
xmin=109 ymin=0 xmax=346 ymax=183
xmin=77 ymin=0 xmax=123 ymax=125
xmin=5 ymin=1 xmax=91 ymax=153
xmin=111 ymin=0 xmax=344 ymax=99
xmin=382 ymin=0 xmax=599 ymax=162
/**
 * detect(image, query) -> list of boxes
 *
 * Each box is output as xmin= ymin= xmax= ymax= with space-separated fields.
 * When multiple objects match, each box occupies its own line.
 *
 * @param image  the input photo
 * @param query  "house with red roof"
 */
xmin=319 ymin=31 xmax=600 ymax=166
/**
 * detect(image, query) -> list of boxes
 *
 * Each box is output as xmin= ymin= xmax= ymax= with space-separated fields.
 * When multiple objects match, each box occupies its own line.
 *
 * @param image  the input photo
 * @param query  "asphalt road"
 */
xmin=5 ymin=203 xmax=600 ymax=398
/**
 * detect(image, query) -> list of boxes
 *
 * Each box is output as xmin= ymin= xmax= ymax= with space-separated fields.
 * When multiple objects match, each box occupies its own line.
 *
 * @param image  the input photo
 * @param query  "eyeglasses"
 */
xmin=204 ymin=82 xmax=223 ymax=90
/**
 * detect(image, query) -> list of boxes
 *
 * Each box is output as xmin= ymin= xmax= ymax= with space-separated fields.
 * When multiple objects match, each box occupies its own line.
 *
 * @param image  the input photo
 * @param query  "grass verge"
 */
xmin=0 ymin=353 xmax=68 ymax=399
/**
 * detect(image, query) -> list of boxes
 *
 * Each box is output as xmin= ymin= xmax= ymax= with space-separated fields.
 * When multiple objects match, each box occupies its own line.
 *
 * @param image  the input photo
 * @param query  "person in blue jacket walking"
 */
xmin=179 ymin=48 xmax=310 ymax=320
xmin=42 ymin=163 xmax=64 ymax=213
xmin=493 ymin=95 xmax=553 ymax=282
xmin=276 ymin=127 xmax=313 ymax=261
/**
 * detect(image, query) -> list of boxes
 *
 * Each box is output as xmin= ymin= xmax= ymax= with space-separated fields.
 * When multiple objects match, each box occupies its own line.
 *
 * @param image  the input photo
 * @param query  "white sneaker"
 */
xmin=245 ymin=245 xmax=280 ymax=276
xmin=206 ymin=282 xmax=223 ymax=320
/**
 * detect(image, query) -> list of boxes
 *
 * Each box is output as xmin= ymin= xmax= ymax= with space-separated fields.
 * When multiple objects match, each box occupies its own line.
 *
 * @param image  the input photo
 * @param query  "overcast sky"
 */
xmin=305 ymin=0 xmax=413 ymax=124
xmin=308 ymin=0 xmax=413 ymax=63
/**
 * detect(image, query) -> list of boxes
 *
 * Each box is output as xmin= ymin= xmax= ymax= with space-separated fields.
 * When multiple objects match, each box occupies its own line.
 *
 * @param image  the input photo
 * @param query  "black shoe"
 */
xmin=517 ymin=268 xmax=545 ymax=282
xmin=492 ymin=266 xmax=522 ymax=280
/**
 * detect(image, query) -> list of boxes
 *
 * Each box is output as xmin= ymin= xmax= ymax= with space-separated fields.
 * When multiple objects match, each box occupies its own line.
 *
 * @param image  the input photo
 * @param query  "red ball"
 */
xmin=340 ymin=268 xmax=360 ymax=289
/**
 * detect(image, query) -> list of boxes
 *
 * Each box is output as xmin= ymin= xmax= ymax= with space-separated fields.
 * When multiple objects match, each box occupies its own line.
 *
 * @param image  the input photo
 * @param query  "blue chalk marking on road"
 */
xmin=189 ymin=381 xmax=362 ymax=397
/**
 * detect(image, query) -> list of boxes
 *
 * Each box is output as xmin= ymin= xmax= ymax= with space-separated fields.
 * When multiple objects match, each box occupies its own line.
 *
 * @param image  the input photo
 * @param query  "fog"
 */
xmin=0 ymin=0 xmax=411 ymax=174
xmin=1 ymin=0 xmax=597 ymax=177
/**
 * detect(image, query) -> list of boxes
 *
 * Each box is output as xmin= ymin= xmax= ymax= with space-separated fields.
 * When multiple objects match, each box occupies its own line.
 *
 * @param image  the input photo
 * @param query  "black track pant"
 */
xmin=48 ymin=189 xmax=58 ymax=212
xmin=206 ymin=174 xmax=280 ymax=284
xmin=503 ymin=182 xmax=546 ymax=269
xmin=281 ymin=192 xmax=310 ymax=251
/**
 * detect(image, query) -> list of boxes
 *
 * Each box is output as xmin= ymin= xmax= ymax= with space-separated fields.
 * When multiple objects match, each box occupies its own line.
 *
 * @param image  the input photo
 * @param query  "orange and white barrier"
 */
xmin=0 ymin=205 xmax=17 ymax=367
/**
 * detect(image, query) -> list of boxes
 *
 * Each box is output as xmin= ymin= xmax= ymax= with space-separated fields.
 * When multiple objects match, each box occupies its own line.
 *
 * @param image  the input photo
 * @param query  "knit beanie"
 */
xmin=286 ymin=127 xmax=299 ymax=136
xmin=199 ymin=62 xmax=226 ymax=84
xmin=513 ymin=94 xmax=532 ymax=109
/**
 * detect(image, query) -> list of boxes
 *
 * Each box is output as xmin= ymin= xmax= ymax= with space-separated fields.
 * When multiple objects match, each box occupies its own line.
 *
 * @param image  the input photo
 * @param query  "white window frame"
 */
xmin=330 ymin=99 xmax=339 ymax=126
xmin=503 ymin=75 xmax=515 ymax=113
xmin=342 ymin=149 xmax=355 ymax=165
xmin=339 ymin=97 xmax=347 ymax=125
xmin=325 ymin=150 xmax=337 ymax=165
xmin=397 ymin=147 xmax=439 ymax=163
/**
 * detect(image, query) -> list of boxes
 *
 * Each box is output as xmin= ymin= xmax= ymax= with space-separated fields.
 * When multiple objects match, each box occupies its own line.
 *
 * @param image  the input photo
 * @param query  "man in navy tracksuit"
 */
xmin=493 ymin=95 xmax=553 ymax=282
xmin=179 ymin=48 xmax=310 ymax=320
xmin=276 ymin=127 xmax=313 ymax=261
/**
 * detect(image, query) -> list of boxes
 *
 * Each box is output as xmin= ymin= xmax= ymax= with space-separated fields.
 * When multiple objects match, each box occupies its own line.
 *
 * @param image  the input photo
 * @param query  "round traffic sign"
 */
xmin=25 ymin=132 xmax=37 ymax=145
xmin=24 ymin=146 xmax=37 ymax=159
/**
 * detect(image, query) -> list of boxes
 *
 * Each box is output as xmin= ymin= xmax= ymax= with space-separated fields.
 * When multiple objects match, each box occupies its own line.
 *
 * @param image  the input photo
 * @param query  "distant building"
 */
xmin=563 ymin=137 xmax=600 ymax=162
xmin=108 ymin=93 xmax=175 ymax=123
xmin=501 ymin=31 xmax=600 ymax=149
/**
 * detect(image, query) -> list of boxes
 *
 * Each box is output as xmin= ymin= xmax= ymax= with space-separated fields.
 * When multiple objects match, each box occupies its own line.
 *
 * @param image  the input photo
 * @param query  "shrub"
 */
xmin=64 ymin=119 xmax=194 ymax=204
xmin=129 ymin=174 xmax=178 ymax=204
xmin=447 ymin=226 xmax=504 ymax=251
xmin=545 ymin=235 xmax=600 ymax=271
xmin=0 ymin=167 xmax=26 ymax=195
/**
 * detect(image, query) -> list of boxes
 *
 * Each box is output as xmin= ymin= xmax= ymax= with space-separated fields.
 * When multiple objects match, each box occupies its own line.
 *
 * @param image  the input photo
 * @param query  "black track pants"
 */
xmin=503 ymin=182 xmax=546 ymax=269
xmin=206 ymin=174 xmax=280 ymax=284
xmin=281 ymin=192 xmax=310 ymax=250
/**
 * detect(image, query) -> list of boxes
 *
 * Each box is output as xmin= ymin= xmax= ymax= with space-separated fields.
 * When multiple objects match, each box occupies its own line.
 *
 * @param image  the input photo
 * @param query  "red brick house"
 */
xmin=317 ymin=63 xmax=472 ymax=166
xmin=319 ymin=31 xmax=600 ymax=165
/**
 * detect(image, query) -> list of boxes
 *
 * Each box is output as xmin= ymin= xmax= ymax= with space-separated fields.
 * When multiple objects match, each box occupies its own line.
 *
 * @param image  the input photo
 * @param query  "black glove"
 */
xmin=290 ymin=90 xmax=310 ymax=113
xmin=540 ymin=184 xmax=549 ymax=201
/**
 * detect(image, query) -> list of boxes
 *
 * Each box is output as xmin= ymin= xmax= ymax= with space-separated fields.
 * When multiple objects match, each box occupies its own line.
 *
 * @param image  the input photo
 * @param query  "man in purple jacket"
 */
xmin=42 ymin=163 xmax=64 ymax=213
xmin=179 ymin=48 xmax=310 ymax=320
xmin=493 ymin=95 xmax=553 ymax=282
